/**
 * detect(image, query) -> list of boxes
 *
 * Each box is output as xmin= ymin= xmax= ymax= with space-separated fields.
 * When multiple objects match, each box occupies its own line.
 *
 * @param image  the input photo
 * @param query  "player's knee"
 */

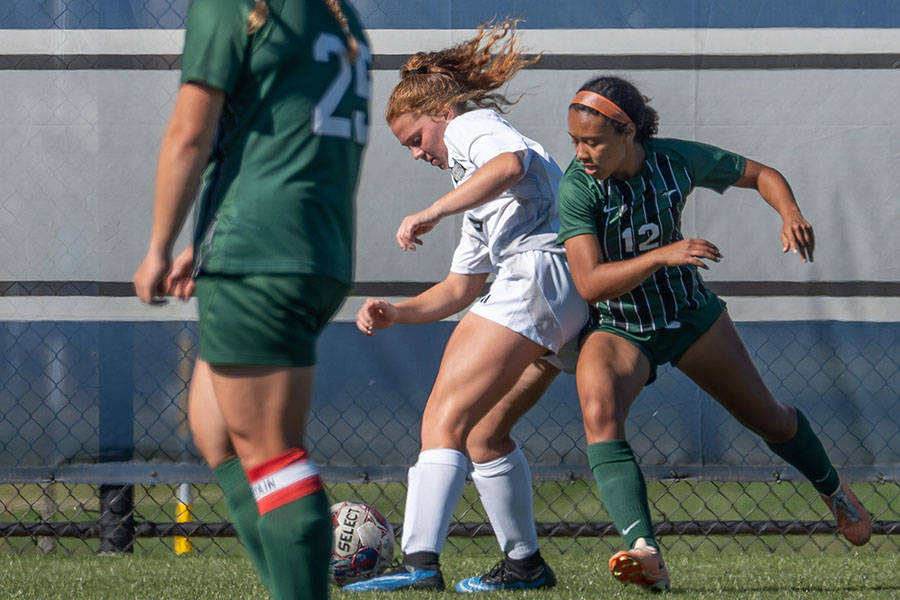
xmin=422 ymin=421 xmax=470 ymax=450
xmin=465 ymin=429 xmax=515 ymax=463
xmin=579 ymin=391 xmax=617 ymax=423
xmin=579 ymin=394 xmax=626 ymax=440
xmin=188 ymin=418 xmax=234 ymax=468
xmin=421 ymin=400 xmax=476 ymax=448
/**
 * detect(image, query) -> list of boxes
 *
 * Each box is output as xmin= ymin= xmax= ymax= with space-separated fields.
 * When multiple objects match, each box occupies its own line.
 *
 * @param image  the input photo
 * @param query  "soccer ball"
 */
xmin=329 ymin=501 xmax=395 ymax=585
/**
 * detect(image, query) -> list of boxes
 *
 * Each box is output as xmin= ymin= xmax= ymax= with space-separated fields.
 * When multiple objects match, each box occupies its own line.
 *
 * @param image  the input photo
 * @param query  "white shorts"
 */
xmin=467 ymin=250 xmax=589 ymax=374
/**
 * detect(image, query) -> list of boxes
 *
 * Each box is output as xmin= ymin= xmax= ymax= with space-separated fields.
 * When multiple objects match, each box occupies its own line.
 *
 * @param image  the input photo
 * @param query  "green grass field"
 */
xmin=0 ymin=548 xmax=896 ymax=599
xmin=2 ymin=479 xmax=898 ymax=597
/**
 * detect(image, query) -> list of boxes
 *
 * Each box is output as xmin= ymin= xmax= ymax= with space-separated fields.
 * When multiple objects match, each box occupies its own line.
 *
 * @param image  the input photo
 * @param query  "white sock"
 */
xmin=401 ymin=448 xmax=468 ymax=555
xmin=471 ymin=445 xmax=539 ymax=560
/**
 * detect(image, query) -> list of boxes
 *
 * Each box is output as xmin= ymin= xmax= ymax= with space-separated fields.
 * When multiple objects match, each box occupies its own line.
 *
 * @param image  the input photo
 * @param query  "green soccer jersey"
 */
xmin=557 ymin=138 xmax=746 ymax=333
xmin=182 ymin=0 xmax=371 ymax=285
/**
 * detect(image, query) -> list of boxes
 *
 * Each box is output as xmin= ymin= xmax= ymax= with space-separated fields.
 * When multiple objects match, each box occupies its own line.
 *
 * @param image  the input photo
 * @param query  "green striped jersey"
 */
xmin=556 ymin=138 xmax=745 ymax=332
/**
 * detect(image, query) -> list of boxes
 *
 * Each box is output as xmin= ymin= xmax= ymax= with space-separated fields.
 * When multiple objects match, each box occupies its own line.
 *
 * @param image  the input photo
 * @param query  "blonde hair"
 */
xmin=247 ymin=0 xmax=358 ymax=59
xmin=246 ymin=0 xmax=269 ymax=34
xmin=323 ymin=0 xmax=359 ymax=60
xmin=385 ymin=18 xmax=538 ymax=123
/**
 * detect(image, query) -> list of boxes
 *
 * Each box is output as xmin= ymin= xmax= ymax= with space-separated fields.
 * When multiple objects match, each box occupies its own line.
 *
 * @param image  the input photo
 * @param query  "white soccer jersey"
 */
xmin=445 ymin=110 xmax=565 ymax=275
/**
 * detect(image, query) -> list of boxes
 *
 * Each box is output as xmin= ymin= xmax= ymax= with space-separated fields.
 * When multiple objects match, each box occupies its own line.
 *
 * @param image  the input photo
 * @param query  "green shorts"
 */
xmin=196 ymin=273 xmax=349 ymax=367
xmin=590 ymin=296 xmax=726 ymax=384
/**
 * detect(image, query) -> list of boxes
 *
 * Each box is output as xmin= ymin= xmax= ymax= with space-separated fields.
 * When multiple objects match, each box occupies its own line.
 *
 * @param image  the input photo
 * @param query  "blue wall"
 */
xmin=4 ymin=0 xmax=899 ymax=29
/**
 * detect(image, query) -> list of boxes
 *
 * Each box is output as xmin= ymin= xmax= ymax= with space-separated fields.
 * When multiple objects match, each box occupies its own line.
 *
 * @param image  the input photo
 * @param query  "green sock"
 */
xmin=587 ymin=440 xmax=657 ymax=549
xmin=765 ymin=408 xmax=841 ymax=496
xmin=258 ymin=487 xmax=332 ymax=600
xmin=213 ymin=458 xmax=271 ymax=589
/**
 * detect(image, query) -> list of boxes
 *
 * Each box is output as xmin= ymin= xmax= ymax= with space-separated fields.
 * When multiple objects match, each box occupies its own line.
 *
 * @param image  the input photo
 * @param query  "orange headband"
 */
xmin=570 ymin=91 xmax=632 ymax=125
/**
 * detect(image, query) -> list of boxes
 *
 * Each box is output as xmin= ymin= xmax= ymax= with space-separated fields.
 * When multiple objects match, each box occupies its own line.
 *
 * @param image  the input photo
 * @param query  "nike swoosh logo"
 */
xmin=622 ymin=519 xmax=641 ymax=536
xmin=358 ymin=572 xmax=435 ymax=585
xmin=602 ymin=204 xmax=619 ymax=213
xmin=658 ymin=190 xmax=681 ymax=203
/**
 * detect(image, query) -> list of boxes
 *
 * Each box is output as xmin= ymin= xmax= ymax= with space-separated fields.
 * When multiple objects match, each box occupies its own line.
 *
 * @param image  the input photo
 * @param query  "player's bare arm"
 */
xmin=356 ymin=298 xmax=399 ymax=335
xmin=395 ymin=152 xmax=525 ymax=250
xmin=564 ymin=234 xmax=722 ymax=303
xmin=134 ymin=83 xmax=223 ymax=304
xmin=358 ymin=273 xmax=490 ymax=337
xmin=735 ymin=158 xmax=815 ymax=263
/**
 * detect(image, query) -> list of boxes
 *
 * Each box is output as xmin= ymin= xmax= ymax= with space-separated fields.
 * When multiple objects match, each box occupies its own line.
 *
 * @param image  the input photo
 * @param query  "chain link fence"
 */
xmin=0 ymin=319 xmax=898 ymax=556
xmin=2 ymin=0 xmax=899 ymax=559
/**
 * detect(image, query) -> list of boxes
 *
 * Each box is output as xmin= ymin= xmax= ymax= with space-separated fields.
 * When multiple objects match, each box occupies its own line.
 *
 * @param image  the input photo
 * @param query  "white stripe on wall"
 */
xmin=370 ymin=28 xmax=900 ymax=56
xmin=2 ymin=28 xmax=899 ymax=56
xmin=0 ymin=29 xmax=185 ymax=54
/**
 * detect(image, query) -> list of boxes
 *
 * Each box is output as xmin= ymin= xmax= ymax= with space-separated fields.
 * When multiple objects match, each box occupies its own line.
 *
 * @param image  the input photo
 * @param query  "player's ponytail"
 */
xmin=248 ymin=0 xmax=358 ymax=60
xmin=386 ymin=18 xmax=538 ymax=123
xmin=246 ymin=0 xmax=269 ymax=34
xmin=572 ymin=76 xmax=659 ymax=142
xmin=323 ymin=0 xmax=359 ymax=60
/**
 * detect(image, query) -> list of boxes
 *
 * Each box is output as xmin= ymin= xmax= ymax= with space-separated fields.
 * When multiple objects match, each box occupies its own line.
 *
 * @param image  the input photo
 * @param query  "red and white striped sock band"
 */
xmin=246 ymin=448 xmax=323 ymax=515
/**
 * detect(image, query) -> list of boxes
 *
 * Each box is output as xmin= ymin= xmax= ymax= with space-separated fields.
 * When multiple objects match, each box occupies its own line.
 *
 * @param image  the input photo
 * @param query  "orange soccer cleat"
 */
xmin=821 ymin=479 xmax=872 ymax=546
xmin=608 ymin=546 xmax=670 ymax=592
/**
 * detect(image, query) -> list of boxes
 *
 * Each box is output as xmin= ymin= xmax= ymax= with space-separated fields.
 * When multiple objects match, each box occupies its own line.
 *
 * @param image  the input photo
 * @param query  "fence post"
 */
xmin=174 ymin=330 xmax=194 ymax=554
xmin=174 ymin=482 xmax=194 ymax=554
xmin=97 ymin=323 xmax=135 ymax=553
xmin=98 ymin=484 xmax=135 ymax=553
xmin=38 ymin=482 xmax=57 ymax=554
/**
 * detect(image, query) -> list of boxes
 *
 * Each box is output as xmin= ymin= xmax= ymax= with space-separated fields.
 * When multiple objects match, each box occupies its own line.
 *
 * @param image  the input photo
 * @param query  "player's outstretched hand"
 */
xmin=781 ymin=211 xmax=815 ymax=263
xmin=356 ymin=298 xmax=399 ymax=336
xmin=133 ymin=250 xmax=171 ymax=305
xmin=396 ymin=206 xmax=441 ymax=251
xmin=166 ymin=246 xmax=195 ymax=300
xmin=655 ymin=238 xmax=723 ymax=270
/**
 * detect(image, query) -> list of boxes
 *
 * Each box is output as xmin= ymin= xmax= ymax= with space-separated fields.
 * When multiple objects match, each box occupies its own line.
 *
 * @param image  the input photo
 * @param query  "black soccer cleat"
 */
xmin=455 ymin=555 xmax=556 ymax=592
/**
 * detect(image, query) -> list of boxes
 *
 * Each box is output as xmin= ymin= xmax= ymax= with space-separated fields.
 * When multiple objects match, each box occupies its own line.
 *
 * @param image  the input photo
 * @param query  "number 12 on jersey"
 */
xmin=312 ymin=33 xmax=372 ymax=145
xmin=621 ymin=223 xmax=661 ymax=253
